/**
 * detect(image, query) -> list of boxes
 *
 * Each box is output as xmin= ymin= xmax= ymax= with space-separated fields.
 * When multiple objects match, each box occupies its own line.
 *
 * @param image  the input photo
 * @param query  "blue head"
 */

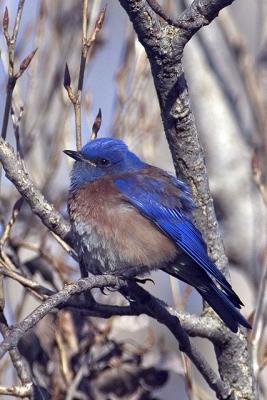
xmin=64 ymin=138 xmax=145 ymax=189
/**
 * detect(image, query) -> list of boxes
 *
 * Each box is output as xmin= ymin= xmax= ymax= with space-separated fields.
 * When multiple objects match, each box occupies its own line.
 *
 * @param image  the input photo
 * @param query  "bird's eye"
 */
xmin=97 ymin=158 xmax=111 ymax=167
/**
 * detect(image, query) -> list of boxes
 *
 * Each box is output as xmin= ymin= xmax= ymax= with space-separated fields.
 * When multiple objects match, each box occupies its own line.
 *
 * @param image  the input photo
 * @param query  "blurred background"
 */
xmin=0 ymin=0 xmax=266 ymax=399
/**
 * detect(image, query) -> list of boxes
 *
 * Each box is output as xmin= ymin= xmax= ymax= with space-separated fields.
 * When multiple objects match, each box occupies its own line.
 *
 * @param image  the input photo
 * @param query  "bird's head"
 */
xmin=64 ymin=138 xmax=145 ymax=189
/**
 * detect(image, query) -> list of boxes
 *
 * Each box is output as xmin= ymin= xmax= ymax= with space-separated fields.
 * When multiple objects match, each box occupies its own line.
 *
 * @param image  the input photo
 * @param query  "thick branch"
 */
xmin=65 ymin=295 xmax=223 ymax=341
xmin=0 ymin=275 xmax=229 ymax=400
xmin=177 ymin=0 xmax=236 ymax=44
xmin=0 ymin=383 xmax=32 ymax=398
xmin=125 ymin=283 xmax=232 ymax=399
xmin=0 ymin=275 xmax=122 ymax=359
xmin=118 ymin=0 xmax=229 ymax=284
xmin=147 ymin=0 xmax=235 ymax=38
xmin=117 ymin=0 xmax=255 ymax=398
xmin=0 ymin=138 xmax=70 ymax=242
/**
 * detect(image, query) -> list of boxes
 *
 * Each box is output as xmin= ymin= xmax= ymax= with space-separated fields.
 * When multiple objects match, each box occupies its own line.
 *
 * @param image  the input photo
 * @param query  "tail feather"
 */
xmin=162 ymin=261 xmax=251 ymax=333
xmin=197 ymin=284 xmax=251 ymax=333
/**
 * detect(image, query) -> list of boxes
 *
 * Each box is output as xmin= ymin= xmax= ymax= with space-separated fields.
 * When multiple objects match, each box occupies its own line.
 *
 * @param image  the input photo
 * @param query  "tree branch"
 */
xmin=146 ymin=0 xmax=235 ymax=39
xmin=0 ymin=313 xmax=33 ymax=397
xmin=0 ymin=383 xmax=32 ymax=398
xmin=177 ymin=0 xmax=236 ymax=44
xmin=118 ymin=0 xmax=255 ymax=398
xmin=0 ymin=138 xmax=71 ymax=242
xmin=64 ymin=4 xmax=106 ymax=150
xmin=124 ymin=282 xmax=232 ymax=399
xmin=0 ymin=275 xmax=230 ymax=400
xmin=0 ymin=275 xmax=122 ymax=360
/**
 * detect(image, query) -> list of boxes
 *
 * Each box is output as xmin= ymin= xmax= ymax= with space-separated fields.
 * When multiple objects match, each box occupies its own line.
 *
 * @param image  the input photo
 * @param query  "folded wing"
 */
xmin=114 ymin=167 xmax=242 ymax=308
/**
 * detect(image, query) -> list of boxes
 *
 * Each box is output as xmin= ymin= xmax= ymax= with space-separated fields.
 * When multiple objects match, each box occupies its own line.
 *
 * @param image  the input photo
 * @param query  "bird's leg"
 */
xmin=78 ymin=261 xmax=96 ymax=305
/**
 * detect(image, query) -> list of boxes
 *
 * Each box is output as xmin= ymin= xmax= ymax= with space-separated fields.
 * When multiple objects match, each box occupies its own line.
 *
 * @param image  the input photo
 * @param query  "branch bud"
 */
xmin=91 ymin=108 xmax=102 ymax=140
xmin=64 ymin=63 xmax=71 ymax=89
xmin=95 ymin=7 xmax=106 ymax=31
xmin=3 ymin=7 xmax=10 ymax=41
xmin=15 ymin=48 xmax=38 ymax=79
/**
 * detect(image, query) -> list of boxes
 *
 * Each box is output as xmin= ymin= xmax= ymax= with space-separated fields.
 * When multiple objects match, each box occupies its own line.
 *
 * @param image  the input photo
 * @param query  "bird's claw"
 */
xmin=100 ymin=286 xmax=118 ymax=295
xmin=128 ymin=277 xmax=155 ymax=285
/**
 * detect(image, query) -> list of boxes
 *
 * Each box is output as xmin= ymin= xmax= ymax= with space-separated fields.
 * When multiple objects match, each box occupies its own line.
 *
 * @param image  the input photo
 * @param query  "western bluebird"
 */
xmin=64 ymin=138 xmax=250 ymax=333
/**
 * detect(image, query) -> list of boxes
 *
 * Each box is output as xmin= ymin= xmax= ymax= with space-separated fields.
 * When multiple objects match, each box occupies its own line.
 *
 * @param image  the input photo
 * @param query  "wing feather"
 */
xmin=114 ymin=169 xmax=242 ymax=306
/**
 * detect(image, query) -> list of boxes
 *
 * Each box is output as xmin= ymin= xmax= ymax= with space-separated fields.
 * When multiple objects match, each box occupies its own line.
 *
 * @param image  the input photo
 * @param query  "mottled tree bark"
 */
xmin=117 ymin=0 xmax=255 ymax=398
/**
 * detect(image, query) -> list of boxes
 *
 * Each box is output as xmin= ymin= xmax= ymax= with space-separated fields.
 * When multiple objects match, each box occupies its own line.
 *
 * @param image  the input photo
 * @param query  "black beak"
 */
xmin=63 ymin=150 xmax=84 ymax=162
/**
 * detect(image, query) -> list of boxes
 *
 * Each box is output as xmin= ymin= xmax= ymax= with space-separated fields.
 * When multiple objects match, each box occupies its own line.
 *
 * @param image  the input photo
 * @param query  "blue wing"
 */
xmin=114 ymin=168 xmax=238 ymax=301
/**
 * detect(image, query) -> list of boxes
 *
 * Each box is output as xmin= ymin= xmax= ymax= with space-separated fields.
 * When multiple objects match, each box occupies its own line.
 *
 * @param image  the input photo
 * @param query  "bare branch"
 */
xmin=177 ymin=0 xmax=236 ymax=44
xmin=250 ymin=251 xmax=267 ymax=385
xmin=10 ymin=105 xmax=25 ymax=162
xmin=82 ymin=0 xmax=89 ymax=42
xmin=122 ymin=283 xmax=231 ymax=399
xmin=1 ymin=0 xmax=26 ymax=140
xmin=0 ymin=383 xmax=32 ymax=398
xmin=0 ymin=197 xmax=23 ymax=252
xmin=0 ymin=138 xmax=71 ymax=241
xmin=0 ymin=265 xmax=53 ymax=299
xmin=64 ymin=5 xmax=106 ymax=150
xmin=0 ymin=274 xmax=230 ymax=399
xmin=0 ymin=275 xmax=123 ymax=359
xmin=146 ymin=0 xmax=235 ymax=42
xmin=12 ymin=0 xmax=26 ymax=45
xmin=118 ymin=1 xmax=255 ymax=398
xmin=0 ymin=313 xmax=33 ymax=397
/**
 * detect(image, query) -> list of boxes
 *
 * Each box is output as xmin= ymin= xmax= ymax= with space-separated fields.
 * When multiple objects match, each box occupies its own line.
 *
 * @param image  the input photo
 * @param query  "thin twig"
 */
xmin=11 ymin=105 xmax=25 ymax=163
xmin=0 ymin=198 xmax=23 ymax=252
xmin=250 ymin=154 xmax=267 ymax=386
xmin=50 ymin=231 xmax=78 ymax=261
xmin=0 ymin=264 xmax=53 ymax=299
xmin=55 ymin=329 xmax=73 ymax=384
xmin=66 ymin=363 xmax=87 ymax=400
xmin=0 ymin=313 xmax=33 ymax=397
xmin=250 ymin=255 xmax=267 ymax=381
xmin=219 ymin=11 xmax=267 ymax=161
xmin=64 ymin=4 xmax=106 ymax=150
xmin=1 ymin=1 xmax=35 ymax=140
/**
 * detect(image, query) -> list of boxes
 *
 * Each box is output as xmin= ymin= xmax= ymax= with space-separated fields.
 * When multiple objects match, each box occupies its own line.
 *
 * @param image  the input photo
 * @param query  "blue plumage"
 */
xmin=65 ymin=138 xmax=251 ymax=333
xmin=115 ymin=173 xmax=242 ymax=308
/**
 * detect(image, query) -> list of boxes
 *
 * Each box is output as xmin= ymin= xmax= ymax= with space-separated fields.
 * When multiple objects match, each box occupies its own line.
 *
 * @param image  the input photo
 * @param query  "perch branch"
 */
xmin=126 ymin=282 xmax=232 ymax=399
xmin=0 ymin=275 xmax=230 ymax=400
xmin=118 ymin=0 xmax=255 ymax=398
xmin=0 ymin=138 xmax=71 ymax=242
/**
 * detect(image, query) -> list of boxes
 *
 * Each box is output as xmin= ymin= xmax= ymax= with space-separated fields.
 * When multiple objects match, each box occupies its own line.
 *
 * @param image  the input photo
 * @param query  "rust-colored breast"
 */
xmin=68 ymin=177 xmax=178 ymax=276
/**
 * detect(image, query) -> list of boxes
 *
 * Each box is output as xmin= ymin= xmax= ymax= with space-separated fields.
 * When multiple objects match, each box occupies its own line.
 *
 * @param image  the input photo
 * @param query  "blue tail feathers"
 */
xmin=198 ymin=283 xmax=251 ymax=333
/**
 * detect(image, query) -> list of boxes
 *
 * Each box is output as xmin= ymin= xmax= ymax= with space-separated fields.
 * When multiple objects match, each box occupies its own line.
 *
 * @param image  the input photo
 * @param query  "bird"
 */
xmin=64 ymin=137 xmax=251 ymax=333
